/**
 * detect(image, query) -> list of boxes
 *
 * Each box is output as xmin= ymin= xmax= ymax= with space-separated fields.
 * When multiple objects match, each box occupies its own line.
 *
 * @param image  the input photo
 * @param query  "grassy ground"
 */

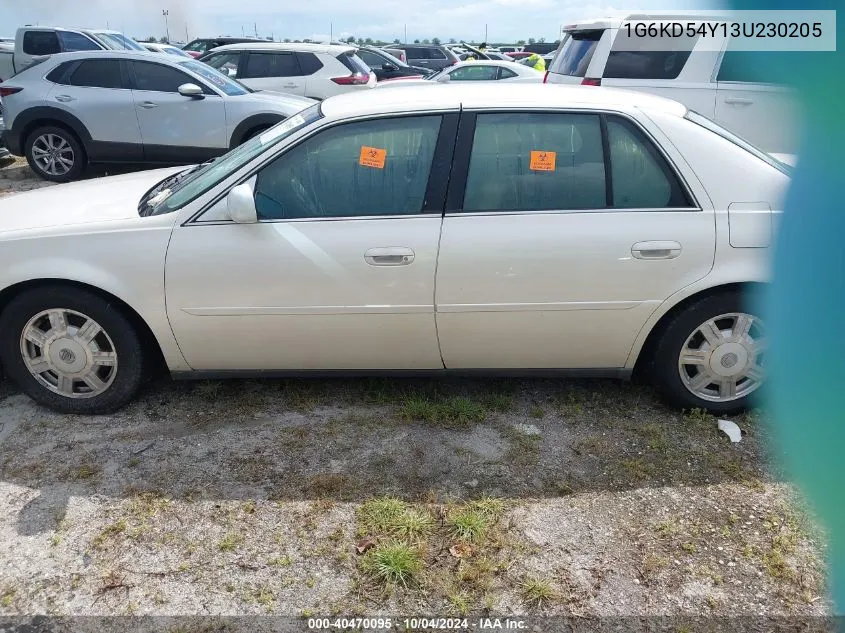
xmin=0 ymin=376 xmax=830 ymax=617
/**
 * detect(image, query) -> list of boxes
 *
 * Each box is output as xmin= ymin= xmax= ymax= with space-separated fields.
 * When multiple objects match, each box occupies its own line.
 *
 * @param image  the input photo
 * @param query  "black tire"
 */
xmin=0 ymin=286 xmax=146 ymax=414
xmin=651 ymin=290 xmax=763 ymax=415
xmin=24 ymin=125 xmax=86 ymax=182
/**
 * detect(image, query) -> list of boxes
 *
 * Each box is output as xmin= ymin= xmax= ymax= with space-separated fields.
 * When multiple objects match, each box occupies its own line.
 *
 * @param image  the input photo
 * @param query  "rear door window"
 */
xmin=69 ymin=59 xmax=124 ymax=89
xmin=23 ymin=31 xmax=61 ymax=56
xmin=243 ymin=52 xmax=302 ymax=78
xmin=549 ymin=30 xmax=603 ymax=77
xmin=462 ymin=112 xmax=607 ymax=211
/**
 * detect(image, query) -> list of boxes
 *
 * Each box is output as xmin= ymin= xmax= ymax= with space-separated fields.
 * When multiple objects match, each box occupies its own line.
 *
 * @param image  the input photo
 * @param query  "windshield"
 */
xmin=148 ymin=104 xmax=323 ymax=216
xmin=685 ymin=111 xmax=793 ymax=176
xmin=550 ymin=30 xmax=603 ymax=77
xmin=93 ymin=32 xmax=145 ymax=51
xmin=177 ymin=59 xmax=251 ymax=95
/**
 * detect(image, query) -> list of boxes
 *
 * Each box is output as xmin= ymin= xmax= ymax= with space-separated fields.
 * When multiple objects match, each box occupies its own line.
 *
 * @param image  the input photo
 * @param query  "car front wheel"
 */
xmin=652 ymin=290 xmax=765 ymax=414
xmin=24 ymin=126 xmax=85 ymax=182
xmin=0 ymin=287 xmax=146 ymax=414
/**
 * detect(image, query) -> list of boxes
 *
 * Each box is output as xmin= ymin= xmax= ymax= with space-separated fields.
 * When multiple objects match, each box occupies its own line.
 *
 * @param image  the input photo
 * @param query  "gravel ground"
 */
xmin=0 ymin=159 xmax=833 ymax=624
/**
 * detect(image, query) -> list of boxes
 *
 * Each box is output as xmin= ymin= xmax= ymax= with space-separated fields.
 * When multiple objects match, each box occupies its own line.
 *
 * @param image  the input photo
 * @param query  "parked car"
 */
xmin=141 ymin=42 xmax=192 ymax=58
xmin=523 ymin=42 xmax=560 ymax=55
xmin=198 ymin=43 xmax=375 ymax=100
xmin=381 ymin=44 xmax=459 ymax=71
xmin=0 ymin=84 xmax=786 ymax=415
xmin=0 ymin=42 xmax=12 ymax=82
xmin=505 ymin=51 xmax=532 ymax=60
xmin=9 ymin=26 xmax=145 ymax=75
xmin=182 ymin=36 xmax=267 ymax=59
xmin=354 ymin=46 xmax=431 ymax=81
xmin=0 ymin=50 xmax=314 ymax=181
xmin=499 ymin=45 xmax=523 ymax=54
xmin=545 ymin=15 xmax=800 ymax=155
xmin=377 ymin=60 xmax=543 ymax=87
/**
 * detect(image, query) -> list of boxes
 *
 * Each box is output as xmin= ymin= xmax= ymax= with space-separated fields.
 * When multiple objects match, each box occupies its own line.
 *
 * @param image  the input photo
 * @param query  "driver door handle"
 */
xmin=364 ymin=247 xmax=415 ymax=266
xmin=139 ymin=101 xmax=158 ymax=109
xmin=54 ymin=94 xmax=75 ymax=102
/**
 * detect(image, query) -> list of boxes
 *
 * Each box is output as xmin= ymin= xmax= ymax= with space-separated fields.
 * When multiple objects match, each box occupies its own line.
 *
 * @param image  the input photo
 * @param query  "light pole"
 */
xmin=162 ymin=9 xmax=170 ymax=43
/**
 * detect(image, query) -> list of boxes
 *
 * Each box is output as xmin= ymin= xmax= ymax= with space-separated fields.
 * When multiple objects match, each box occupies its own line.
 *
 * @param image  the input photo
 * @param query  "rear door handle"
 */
xmin=54 ymin=94 xmax=75 ymax=103
xmin=631 ymin=241 xmax=682 ymax=260
xmin=724 ymin=97 xmax=754 ymax=105
xmin=364 ymin=247 xmax=415 ymax=266
xmin=139 ymin=101 xmax=158 ymax=109
xmin=282 ymin=83 xmax=297 ymax=88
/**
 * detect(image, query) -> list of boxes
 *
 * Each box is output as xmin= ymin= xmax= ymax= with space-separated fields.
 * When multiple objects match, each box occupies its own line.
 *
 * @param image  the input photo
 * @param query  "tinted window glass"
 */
xmin=499 ymin=67 xmax=518 ymax=79
xmin=336 ymin=52 xmax=370 ymax=74
xmin=132 ymin=61 xmax=193 ymax=92
xmin=449 ymin=65 xmax=499 ymax=81
xmin=427 ymin=47 xmax=446 ymax=60
xmin=184 ymin=40 xmax=208 ymax=52
xmin=45 ymin=61 xmax=75 ymax=84
xmin=57 ymin=31 xmax=101 ymax=52
xmin=296 ymin=52 xmax=324 ymax=75
xmin=243 ymin=52 xmax=301 ymax=78
xmin=717 ymin=46 xmax=789 ymax=84
xmin=69 ymin=59 xmax=123 ymax=88
xmin=23 ymin=31 xmax=60 ymax=56
xmin=204 ymin=51 xmax=241 ymax=77
xmin=604 ymin=34 xmax=699 ymax=80
xmin=549 ymin=31 xmax=602 ymax=77
xmin=403 ymin=47 xmax=425 ymax=59
xmin=254 ymin=116 xmax=442 ymax=220
xmin=463 ymin=113 xmax=606 ymax=211
xmin=357 ymin=49 xmax=384 ymax=68
xmin=607 ymin=117 xmax=689 ymax=208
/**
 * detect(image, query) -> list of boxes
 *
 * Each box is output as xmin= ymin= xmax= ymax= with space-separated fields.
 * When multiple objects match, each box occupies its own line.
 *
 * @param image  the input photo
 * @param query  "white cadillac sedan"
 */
xmin=0 ymin=84 xmax=789 ymax=415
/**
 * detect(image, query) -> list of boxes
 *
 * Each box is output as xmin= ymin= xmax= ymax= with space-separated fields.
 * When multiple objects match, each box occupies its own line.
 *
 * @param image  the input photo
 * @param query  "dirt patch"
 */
xmin=0 ymin=376 xmax=830 ymax=617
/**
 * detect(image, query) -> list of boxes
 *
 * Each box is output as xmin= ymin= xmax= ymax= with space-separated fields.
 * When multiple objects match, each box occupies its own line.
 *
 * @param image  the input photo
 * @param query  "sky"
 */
xmin=0 ymin=0 xmax=720 ymax=44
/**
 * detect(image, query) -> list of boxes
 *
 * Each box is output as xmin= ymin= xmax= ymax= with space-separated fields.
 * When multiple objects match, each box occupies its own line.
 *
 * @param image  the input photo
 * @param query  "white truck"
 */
xmin=0 ymin=26 xmax=146 ymax=81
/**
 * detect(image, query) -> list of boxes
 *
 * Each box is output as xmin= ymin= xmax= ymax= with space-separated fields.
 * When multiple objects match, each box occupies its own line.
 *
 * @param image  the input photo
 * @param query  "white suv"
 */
xmin=545 ymin=15 xmax=800 ymax=158
xmin=198 ymin=43 xmax=376 ymax=100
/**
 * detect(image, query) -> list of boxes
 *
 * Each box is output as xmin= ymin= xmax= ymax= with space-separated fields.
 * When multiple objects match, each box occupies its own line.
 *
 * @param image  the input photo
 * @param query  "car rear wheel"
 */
xmin=24 ymin=125 xmax=85 ymax=182
xmin=0 ymin=287 xmax=146 ymax=414
xmin=651 ymin=290 xmax=765 ymax=414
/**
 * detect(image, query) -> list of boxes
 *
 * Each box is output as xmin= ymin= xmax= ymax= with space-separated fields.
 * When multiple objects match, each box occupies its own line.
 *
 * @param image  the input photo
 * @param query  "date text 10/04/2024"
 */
xmin=307 ymin=617 xmax=527 ymax=630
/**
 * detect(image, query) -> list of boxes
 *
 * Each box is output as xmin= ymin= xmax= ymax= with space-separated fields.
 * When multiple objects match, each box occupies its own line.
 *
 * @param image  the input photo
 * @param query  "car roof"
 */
xmin=320 ymin=83 xmax=688 ymax=119
xmin=29 ymin=50 xmax=191 ymax=64
xmin=19 ymin=26 xmax=123 ymax=34
xmin=207 ymin=42 xmax=353 ymax=54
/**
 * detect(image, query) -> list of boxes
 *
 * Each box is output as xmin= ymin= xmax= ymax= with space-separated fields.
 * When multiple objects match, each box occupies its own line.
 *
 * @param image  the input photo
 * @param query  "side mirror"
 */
xmin=226 ymin=180 xmax=258 ymax=224
xmin=438 ymin=73 xmax=451 ymax=83
xmin=382 ymin=62 xmax=397 ymax=71
xmin=178 ymin=83 xmax=204 ymax=98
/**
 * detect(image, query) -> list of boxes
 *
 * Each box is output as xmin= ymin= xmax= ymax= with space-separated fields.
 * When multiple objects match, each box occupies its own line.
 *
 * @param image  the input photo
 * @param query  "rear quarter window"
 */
xmin=296 ymin=52 xmax=324 ymax=75
xmin=604 ymin=33 xmax=699 ymax=80
xmin=550 ymin=30 xmax=603 ymax=77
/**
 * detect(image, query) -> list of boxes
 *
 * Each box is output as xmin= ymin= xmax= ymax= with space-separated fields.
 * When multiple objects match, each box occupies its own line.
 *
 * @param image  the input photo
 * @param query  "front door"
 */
xmin=435 ymin=110 xmax=716 ymax=369
xmin=165 ymin=113 xmax=456 ymax=370
xmin=128 ymin=59 xmax=227 ymax=162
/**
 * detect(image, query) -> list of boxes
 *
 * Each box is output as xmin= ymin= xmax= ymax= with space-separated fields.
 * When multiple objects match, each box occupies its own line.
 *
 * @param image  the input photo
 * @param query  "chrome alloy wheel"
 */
xmin=677 ymin=312 xmax=765 ymax=403
xmin=31 ymin=133 xmax=75 ymax=176
xmin=19 ymin=309 xmax=118 ymax=399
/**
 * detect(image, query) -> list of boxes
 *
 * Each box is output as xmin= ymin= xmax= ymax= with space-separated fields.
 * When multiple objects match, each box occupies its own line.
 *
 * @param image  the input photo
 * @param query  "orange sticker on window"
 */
xmin=359 ymin=146 xmax=387 ymax=169
xmin=529 ymin=150 xmax=556 ymax=171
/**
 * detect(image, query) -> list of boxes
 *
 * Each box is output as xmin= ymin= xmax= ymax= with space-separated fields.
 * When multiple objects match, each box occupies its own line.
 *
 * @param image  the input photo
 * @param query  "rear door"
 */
xmin=714 ymin=45 xmax=800 ymax=154
xmin=435 ymin=109 xmax=715 ymax=369
xmin=128 ymin=59 xmax=227 ymax=161
xmin=240 ymin=50 xmax=307 ymax=96
xmin=45 ymin=58 xmax=143 ymax=161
